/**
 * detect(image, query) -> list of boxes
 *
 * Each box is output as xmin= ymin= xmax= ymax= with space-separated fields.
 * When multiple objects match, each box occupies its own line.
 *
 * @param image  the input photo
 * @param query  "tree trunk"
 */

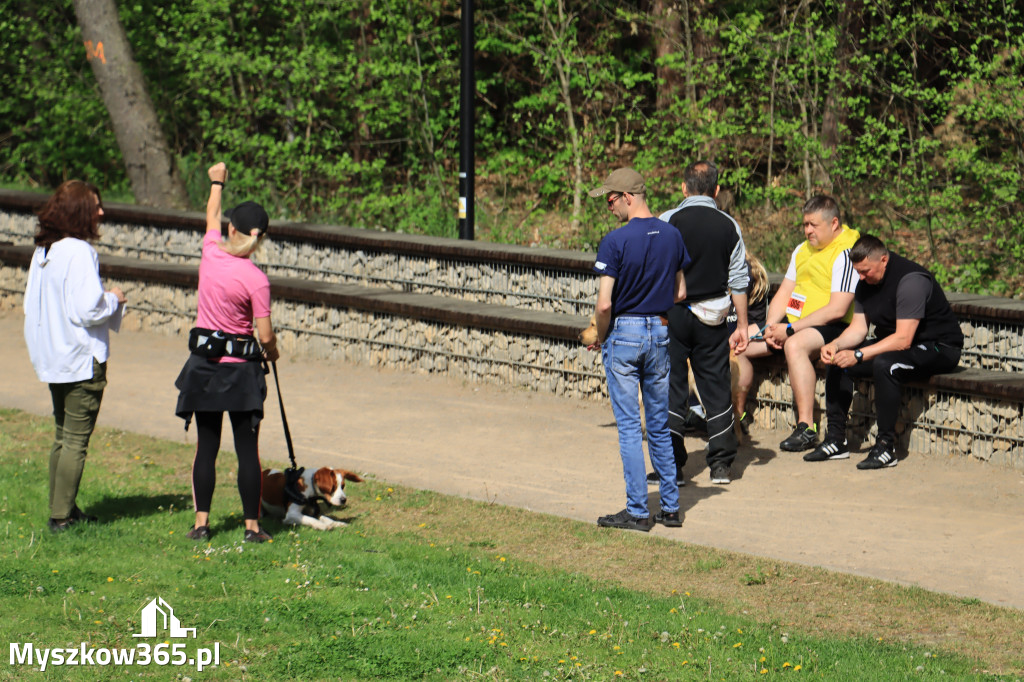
xmin=652 ymin=0 xmax=684 ymax=111
xmin=72 ymin=0 xmax=188 ymax=209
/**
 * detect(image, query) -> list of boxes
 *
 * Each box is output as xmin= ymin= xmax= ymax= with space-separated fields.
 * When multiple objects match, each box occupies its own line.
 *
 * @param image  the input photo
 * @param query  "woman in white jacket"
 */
xmin=24 ymin=180 xmax=125 ymax=532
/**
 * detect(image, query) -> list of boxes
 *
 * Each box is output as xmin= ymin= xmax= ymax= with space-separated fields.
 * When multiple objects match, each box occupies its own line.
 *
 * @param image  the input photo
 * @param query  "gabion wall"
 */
xmin=3 ymin=207 xmax=1020 ymax=369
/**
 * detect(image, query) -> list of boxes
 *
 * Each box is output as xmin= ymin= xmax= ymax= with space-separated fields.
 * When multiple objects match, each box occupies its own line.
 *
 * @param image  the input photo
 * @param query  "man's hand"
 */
xmin=820 ymin=342 xmax=838 ymax=365
xmin=830 ymin=349 xmax=860 ymax=368
xmin=764 ymin=322 xmax=788 ymax=349
xmin=108 ymin=287 xmax=126 ymax=304
xmin=208 ymin=162 xmax=228 ymax=184
xmin=729 ymin=327 xmax=748 ymax=354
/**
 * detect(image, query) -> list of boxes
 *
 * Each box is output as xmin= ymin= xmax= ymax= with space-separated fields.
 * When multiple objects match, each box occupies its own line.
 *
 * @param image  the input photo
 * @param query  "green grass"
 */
xmin=1 ymin=408 xmax=1021 ymax=680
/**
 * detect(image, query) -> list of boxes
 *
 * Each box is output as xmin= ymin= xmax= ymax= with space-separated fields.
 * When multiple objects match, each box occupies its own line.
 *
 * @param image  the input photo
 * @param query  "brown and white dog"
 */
xmin=261 ymin=467 xmax=364 ymax=530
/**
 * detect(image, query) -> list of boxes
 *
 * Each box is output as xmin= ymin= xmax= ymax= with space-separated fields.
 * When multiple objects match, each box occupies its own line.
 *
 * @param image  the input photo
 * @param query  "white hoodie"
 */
xmin=23 ymin=238 xmax=123 ymax=384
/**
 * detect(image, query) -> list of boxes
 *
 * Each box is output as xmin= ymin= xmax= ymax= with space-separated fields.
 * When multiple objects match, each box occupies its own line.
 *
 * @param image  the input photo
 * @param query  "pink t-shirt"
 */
xmin=195 ymin=230 xmax=271 ymax=361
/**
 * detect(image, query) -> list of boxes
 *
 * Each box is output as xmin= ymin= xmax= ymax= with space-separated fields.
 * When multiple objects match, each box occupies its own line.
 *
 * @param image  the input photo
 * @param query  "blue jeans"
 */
xmin=602 ymin=316 xmax=679 ymax=518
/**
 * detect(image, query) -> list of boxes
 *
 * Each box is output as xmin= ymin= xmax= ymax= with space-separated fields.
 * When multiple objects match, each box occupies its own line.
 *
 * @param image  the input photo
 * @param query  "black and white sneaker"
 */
xmin=780 ymin=422 xmax=818 ymax=451
xmin=709 ymin=465 xmax=731 ymax=485
xmin=857 ymin=442 xmax=898 ymax=469
xmin=803 ymin=437 xmax=850 ymax=462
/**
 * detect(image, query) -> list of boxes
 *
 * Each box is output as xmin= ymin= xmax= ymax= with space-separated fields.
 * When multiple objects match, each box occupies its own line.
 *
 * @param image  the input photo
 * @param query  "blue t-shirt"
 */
xmin=593 ymin=216 xmax=690 ymax=317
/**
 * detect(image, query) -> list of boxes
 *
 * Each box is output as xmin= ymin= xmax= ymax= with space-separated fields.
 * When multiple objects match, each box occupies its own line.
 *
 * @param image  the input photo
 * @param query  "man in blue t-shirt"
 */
xmin=588 ymin=168 xmax=690 ymax=532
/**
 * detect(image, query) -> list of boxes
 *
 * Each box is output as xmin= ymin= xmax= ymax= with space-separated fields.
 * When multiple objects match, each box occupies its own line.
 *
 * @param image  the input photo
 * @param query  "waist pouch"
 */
xmin=188 ymin=327 xmax=263 ymax=360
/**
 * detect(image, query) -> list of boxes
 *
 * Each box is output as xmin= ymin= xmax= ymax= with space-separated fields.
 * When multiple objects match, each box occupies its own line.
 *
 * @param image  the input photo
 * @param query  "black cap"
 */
xmin=224 ymin=201 xmax=269 ymax=237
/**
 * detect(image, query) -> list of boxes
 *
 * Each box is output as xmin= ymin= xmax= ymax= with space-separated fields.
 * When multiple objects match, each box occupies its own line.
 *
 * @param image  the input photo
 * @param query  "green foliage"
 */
xmin=1 ymin=0 xmax=1023 ymax=290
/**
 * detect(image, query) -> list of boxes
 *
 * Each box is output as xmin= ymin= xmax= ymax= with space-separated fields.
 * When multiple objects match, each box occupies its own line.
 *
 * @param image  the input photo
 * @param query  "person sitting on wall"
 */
xmin=811 ymin=234 xmax=963 ymax=469
xmin=737 ymin=194 xmax=859 ymax=452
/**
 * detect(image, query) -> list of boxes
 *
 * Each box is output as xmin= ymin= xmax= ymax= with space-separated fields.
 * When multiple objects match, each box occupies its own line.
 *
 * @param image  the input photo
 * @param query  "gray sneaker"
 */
xmin=646 ymin=470 xmax=686 ymax=486
xmin=597 ymin=509 xmax=653 ymax=532
xmin=804 ymin=437 xmax=849 ymax=462
xmin=710 ymin=465 xmax=731 ymax=485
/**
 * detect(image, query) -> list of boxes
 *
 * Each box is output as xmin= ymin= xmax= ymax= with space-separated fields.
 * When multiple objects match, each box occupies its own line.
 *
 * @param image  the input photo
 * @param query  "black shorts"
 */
xmin=764 ymin=322 xmax=847 ymax=355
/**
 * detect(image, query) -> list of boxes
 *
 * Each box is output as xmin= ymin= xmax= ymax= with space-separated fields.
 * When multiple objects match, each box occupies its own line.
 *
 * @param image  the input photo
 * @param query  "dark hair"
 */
xmin=683 ymin=161 xmax=718 ymax=197
xmin=849 ymin=234 xmax=888 ymax=263
xmin=35 ymin=180 xmax=103 ymax=249
xmin=802 ymin=194 xmax=840 ymax=223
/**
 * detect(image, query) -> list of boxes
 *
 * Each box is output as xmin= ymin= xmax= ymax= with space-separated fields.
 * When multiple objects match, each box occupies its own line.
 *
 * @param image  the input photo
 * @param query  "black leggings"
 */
xmin=191 ymin=411 xmax=262 ymax=520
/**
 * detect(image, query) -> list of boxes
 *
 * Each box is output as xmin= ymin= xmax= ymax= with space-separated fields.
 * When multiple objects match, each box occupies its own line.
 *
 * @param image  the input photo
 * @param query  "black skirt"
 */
xmin=175 ymin=354 xmax=268 ymax=426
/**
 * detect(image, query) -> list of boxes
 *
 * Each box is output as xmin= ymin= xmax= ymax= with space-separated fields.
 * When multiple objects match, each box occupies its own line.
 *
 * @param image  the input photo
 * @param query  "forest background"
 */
xmin=2 ymin=0 xmax=1022 ymax=295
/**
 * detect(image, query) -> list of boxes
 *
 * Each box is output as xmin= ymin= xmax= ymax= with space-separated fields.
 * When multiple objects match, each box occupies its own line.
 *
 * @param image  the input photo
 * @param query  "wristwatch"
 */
xmin=786 ymin=323 xmax=795 ymax=337
xmin=853 ymin=349 xmax=864 ymax=363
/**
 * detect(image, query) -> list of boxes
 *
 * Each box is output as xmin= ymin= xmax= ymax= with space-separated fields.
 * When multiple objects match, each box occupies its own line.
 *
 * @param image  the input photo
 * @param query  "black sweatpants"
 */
xmin=191 ymin=411 xmax=263 ymax=520
xmin=667 ymin=305 xmax=738 ymax=470
xmin=824 ymin=342 xmax=961 ymax=445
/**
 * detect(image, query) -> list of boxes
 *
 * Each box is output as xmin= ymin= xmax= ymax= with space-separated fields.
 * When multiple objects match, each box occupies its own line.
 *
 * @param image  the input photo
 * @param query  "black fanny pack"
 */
xmin=188 ymin=327 xmax=262 ymax=360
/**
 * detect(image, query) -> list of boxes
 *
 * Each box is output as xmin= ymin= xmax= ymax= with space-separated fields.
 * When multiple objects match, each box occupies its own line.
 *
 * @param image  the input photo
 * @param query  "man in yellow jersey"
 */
xmin=738 ymin=195 xmax=859 ymax=451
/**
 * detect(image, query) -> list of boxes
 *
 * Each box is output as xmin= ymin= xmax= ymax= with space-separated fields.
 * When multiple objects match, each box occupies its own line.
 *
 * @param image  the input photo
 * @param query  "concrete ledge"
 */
xmin=0 ymin=243 xmax=587 ymax=342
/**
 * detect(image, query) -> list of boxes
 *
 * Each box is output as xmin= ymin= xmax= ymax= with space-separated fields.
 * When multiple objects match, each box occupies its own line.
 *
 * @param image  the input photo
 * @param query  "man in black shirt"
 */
xmin=812 ymin=235 xmax=963 ymax=469
xmin=660 ymin=161 xmax=749 ymax=484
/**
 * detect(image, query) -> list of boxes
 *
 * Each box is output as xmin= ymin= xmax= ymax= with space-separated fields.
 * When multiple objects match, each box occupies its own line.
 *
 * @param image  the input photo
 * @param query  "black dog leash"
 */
xmin=269 ymin=361 xmax=327 ymax=509
xmin=270 ymin=361 xmax=298 ymax=471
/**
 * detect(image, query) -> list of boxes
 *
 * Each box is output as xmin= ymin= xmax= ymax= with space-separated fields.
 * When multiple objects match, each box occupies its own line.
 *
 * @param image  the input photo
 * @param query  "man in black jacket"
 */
xmin=659 ymin=161 xmax=750 ymax=485
xmin=813 ymin=235 xmax=963 ymax=469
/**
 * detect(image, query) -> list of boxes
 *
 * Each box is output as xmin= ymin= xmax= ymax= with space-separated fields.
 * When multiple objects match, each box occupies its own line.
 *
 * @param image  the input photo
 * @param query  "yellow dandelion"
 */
xmin=794 ymin=665 xmax=802 ymax=671
xmin=106 ymin=577 xmax=113 ymax=582
xmin=685 ymin=591 xmax=691 ymax=596
xmin=375 ymin=496 xmax=382 ymax=501
xmin=558 ymin=659 xmax=565 ymax=663
xmin=387 ymin=487 xmax=393 ymax=492
xmin=52 ymin=570 xmax=58 ymax=573
xmin=669 ymin=607 xmax=678 ymax=613
xmin=499 ymin=557 xmax=506 ymax=562
xmin=614 ymin=672 xmax=623 ymax=677
xmin=733 ymin=642 xmax=743 ymax=648
xmin=783 ymin=662 xmax=792 ymax=668
xmin=418 ymin=523 xmax=426 ymax=528
xmin=613 ymin=645 xmax=621 ymax=651
xmin=93 ymin=620 xmax=102 ymax=624
xmin=761 ymin=668 xmax=768 ymax=674
xmin=672 ymin=642 xmax=680 ymax=648
xmin=589 ymin=629 xmax=597 ymax=635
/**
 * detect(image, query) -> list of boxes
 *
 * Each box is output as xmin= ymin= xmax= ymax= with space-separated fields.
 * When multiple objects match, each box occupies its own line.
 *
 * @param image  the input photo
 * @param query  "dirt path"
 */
xmin=3 ymin=314 xmax=1023 ymax=609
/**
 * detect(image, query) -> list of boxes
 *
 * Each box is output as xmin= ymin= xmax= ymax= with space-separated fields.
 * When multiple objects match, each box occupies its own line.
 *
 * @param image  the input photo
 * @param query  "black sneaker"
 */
xmin=646 ymin=470 xmax=686 ymax=486
xmin=244 ymin=527 xmax=273 ymax=543
xmin=48 ymin=518 xmax=76 ymax=533
xmin=654 ymin=510 xmax=682 ymax=527
xmin=596 ymin=509 xmax=653 ymax=532
xmin=780 ymin=422 xmax=818 ymax=451
xmin=857 ymin=442 xmax=898 ymax=470
xmin=70 ymin=506 xmax=98 ymax=523
xmin=738 ymin=411 xmax=754 ymax=437
xmin=185 ymin=525 xmax=211 ymax=541
xmin=803 ymin=437 xmax=850 ymax=462
xmin=683 ymin=409 xmax=707 ymax=435
xmin=709 ymin=465 xmax=731 ymax=485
